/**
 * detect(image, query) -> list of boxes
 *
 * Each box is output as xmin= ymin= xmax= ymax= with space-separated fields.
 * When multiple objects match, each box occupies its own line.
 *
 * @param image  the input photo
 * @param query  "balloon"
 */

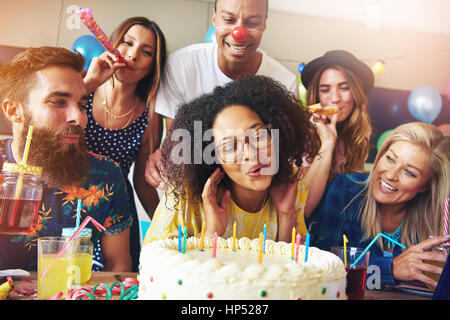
xmin=297 ymin=74 xmax=307 ymax=107
xmin=371 ymin=61 xmax=385 ymax=75
xmin=377 ymin=129 xmax=392 ymax=151
xmin=205 ymin=25 xmax=216 ymax=43
xmin=407 ymin=86 xmax=442 ymax=123
xmin=298 ymin=63 xmax=305 ymax=74
xmin=231 ymin=26 xmax=248 ymax=41
xmin=72 ymin=35 xmax=105 ymax=70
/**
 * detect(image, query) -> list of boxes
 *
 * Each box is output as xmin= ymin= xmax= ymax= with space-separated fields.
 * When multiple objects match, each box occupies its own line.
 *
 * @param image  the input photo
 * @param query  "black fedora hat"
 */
xmin=301 ymin=50 xmax=374 ymax=93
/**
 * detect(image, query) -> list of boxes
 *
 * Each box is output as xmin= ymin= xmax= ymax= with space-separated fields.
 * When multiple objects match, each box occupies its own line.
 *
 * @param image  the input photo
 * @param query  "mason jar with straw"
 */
xmin=0 ymin=126 xmax=43 ymax=234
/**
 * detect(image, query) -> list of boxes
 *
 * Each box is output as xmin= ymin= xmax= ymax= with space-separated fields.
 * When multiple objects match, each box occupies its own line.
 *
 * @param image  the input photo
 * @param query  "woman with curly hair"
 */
xmin=300 ymin=50 xmax=374 ymax=218
xmin=144 ymin=75 xmax=320 ymax=243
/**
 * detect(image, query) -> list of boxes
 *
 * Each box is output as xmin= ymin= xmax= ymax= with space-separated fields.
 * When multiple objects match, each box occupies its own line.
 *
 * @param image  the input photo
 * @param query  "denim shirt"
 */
xmin=308 ymin=173 xmax=401 ymax=287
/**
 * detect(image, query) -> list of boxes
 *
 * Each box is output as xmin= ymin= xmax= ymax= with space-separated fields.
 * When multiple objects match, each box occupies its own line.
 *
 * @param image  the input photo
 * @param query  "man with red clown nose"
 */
xmin=146 ymin=0 xmax=297 ymax=190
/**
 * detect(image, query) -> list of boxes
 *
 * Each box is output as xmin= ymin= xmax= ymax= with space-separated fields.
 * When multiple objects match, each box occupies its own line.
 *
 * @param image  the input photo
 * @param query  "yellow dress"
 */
xmin=144 ymin=178 xmax=308 ymax=244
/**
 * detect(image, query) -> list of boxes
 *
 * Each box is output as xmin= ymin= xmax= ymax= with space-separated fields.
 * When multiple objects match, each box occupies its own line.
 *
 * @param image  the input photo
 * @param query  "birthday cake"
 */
xmin=138 ymin=236 xmax=347 ymax=300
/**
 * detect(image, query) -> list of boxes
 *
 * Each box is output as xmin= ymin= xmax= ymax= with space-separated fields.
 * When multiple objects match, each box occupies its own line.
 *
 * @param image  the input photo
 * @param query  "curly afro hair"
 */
xmin=161 ymin=75 xmax=321 ymax=207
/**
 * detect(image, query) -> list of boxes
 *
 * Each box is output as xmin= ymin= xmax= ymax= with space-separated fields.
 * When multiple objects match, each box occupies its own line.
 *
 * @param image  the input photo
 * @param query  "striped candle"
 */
xmin=443 ymin=197 xmax=449 ymax=236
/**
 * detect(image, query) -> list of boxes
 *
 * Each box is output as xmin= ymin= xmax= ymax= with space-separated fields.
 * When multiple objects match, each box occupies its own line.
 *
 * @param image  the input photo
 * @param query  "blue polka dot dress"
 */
xmin=84 ymin=93 xmax=148 ymax=272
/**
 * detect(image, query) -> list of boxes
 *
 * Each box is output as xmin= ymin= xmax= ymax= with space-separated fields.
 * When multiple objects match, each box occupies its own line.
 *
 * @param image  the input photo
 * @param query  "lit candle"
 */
xmin=182 ymin=226 xmax=187 ymax=254
xmin=232 ymin=221 xmax=237 ymax=251
xmin=199 ymin=221 xmax=205 ymax=251
xmin=258 ymin=232 xmax=263 ymax=264
xmin=294 ymin=233 xmax=301 ymax=263
xmin=290 ymin=227 xmax=296 ymax=260
xmin=178 ymin=224 xmax=182 ymax=252
xmin=304 ymin=232 xmax=310 ymax=263
xmin=263 ymin=224 xmax=267 ymax=253
xmin=212 ymin=232 xmax=218 ymax=258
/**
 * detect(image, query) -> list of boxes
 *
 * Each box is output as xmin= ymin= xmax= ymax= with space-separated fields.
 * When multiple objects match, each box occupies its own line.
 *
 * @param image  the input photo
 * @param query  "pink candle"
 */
xmin=443 ymin=197 xmax=449 ymax=236
xmin=212 ymin=232 xmax=218 ymax=258
xmin=294 ymin=234 xmax=301 ymax=263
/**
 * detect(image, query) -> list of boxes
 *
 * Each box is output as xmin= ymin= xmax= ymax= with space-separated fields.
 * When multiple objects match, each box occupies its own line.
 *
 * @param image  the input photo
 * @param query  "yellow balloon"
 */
xmin=372 ymin=61 xmax=385 ymax=75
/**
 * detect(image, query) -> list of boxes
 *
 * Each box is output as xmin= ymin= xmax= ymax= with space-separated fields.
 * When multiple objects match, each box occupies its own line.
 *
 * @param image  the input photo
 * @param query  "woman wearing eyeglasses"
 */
xmin=144 ymin=75 xmax=320 ymax=243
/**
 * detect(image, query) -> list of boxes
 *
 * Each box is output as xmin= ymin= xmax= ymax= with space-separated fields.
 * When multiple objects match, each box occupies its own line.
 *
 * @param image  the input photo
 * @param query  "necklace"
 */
xmin=382 ymin=220 xmax=404 ymax=251
xmin=233 ymin=190 xmax=268 ymax=239
xmin=103 ymin=82 xmax=137 ymax=130
xmin=103 ymin=84 xmax=135 ymax=119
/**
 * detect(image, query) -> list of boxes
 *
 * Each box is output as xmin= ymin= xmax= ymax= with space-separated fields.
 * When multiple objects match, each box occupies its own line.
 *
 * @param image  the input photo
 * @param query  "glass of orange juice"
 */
xmin=37 ymin=237 xmax=80 ymax=299
xmin=62 ymin=228 xmax=93 ymax=284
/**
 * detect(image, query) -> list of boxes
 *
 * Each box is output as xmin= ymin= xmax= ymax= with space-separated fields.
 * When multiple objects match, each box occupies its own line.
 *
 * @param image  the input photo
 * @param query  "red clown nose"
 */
xmin=231 ymin=26 xmax=248 ymax=41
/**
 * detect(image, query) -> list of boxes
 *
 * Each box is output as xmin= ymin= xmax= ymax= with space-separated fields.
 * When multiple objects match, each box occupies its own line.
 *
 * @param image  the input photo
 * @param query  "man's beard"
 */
xmin=18 ymin=119 xmax=90 ymax=189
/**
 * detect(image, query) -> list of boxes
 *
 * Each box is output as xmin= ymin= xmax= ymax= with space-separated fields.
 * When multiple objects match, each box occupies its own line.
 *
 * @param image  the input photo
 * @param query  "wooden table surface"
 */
xmin=7 ymin=271 xmax=432 ymax=300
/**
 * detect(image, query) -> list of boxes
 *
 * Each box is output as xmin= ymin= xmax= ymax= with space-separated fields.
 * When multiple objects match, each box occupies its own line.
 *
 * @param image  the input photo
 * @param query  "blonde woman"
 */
xmin=300 ymin=50 xmax=373 ymax=217
xmin=310 ymin=122 xmax=450 ymax=288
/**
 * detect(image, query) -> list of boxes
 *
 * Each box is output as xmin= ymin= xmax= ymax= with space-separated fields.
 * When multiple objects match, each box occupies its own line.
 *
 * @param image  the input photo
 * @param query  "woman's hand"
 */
xmin=392 ymin=236 xmax=449 ymax=288
xmin=83 ymin=51 xmax=126 ymax=93
xmin=270 ymin=171 xmax=301 ymax=242
xmin=145 ymin=148 xmax=167 ymax=189
xmin=311 ymin=112 xmax=338 ymax=150
xmin=201 ymin=168 xmax=231 ymax=238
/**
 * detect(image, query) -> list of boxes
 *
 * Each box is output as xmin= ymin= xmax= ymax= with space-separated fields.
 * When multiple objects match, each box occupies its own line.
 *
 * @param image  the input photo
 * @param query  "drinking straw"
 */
xmin=349 ymin=233 xmax=406 ymax=269
xmin=290 ymin=227 xmax=296 ymax=260
xmin=294 ymin=233 xmax=301 ymax=263
xmin=199 ymin=221 xmax=205 ymax=251
xmin=212 ymin=232 xmax=218 ymax=258
xmin=304 ymin=232 xmax=310 ymax=263
xmin=232 ymin=222 xmax=236 ymax=251
xmin=178 ymin=224 xmax=182 ymax=252
xmin=443 ymin=197 xmax=449 ymax=236
xmin=343 ymin=234 xmax=349 ymax=267
xmin=182 ymin=226 xmax=187 ymax=254
xmin=76 ymin=8 xmax=127 ymax=64
xmin=258 ymin=232 xmax=263 ymax=264
xmin=75 ymin=199 xmax=82 ymax=229
xmin=9 ymin=126 xmax=33 ymax=226
xmin=263 ymin=224 xmax=267 ymax=253
xmin=41 ymin=216 xmax=106 ymax=277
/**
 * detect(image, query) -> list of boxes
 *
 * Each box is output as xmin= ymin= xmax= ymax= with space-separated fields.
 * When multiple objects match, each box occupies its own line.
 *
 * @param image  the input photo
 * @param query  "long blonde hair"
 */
xmin=306 ymin=65 xmax=372 ymax=179
xmin=359 ymin=122 xmax=450 ymax=249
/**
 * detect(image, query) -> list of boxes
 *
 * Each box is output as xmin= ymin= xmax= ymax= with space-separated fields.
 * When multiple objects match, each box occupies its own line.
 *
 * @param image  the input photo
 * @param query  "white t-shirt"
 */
xmin=155 ymin=42 xmax=297 ymax=119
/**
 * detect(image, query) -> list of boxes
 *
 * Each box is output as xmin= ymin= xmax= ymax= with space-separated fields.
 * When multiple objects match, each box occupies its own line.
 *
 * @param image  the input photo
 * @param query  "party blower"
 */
xmin=76 ymin=8 xmax=127 ymax=65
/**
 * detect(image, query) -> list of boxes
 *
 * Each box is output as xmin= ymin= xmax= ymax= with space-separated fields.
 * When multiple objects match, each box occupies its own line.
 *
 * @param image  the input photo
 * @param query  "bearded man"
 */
xmin=0 ymin=47 xmax=132 ymax=271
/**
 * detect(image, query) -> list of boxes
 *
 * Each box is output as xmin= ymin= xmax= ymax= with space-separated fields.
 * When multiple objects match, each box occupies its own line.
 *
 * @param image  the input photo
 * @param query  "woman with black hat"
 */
xmin=301 ymin=50 xmax=374 ymax=218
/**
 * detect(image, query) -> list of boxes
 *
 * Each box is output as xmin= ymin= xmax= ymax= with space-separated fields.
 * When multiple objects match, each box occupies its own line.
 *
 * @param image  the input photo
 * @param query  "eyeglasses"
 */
xmin=215 ymin=125 xmax=273 ymax=164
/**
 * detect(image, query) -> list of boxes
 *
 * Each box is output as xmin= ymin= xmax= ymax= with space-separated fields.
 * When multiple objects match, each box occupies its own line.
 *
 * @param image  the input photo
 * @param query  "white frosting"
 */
xmin=138 ymin=236 xmax=347 ymax=300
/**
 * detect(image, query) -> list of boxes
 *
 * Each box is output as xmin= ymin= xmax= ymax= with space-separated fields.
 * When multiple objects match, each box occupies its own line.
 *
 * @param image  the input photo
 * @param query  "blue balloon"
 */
xmin=407 ymin=86 xmax=442 ymax=123
xmin=72 ymin=35 xmax=105 ymax=70
xmin=298 ymin=63 xmax=305 ymax=74
xmin=205 ymin=25 xmax=216 ymax=43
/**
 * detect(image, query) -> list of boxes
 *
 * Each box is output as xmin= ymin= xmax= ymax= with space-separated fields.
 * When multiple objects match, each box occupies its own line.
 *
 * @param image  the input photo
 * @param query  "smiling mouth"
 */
xmin=225 ymin=40 xmax=251 ymax=52
xmin=379 ymin=178 xmax=398 ymax=192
